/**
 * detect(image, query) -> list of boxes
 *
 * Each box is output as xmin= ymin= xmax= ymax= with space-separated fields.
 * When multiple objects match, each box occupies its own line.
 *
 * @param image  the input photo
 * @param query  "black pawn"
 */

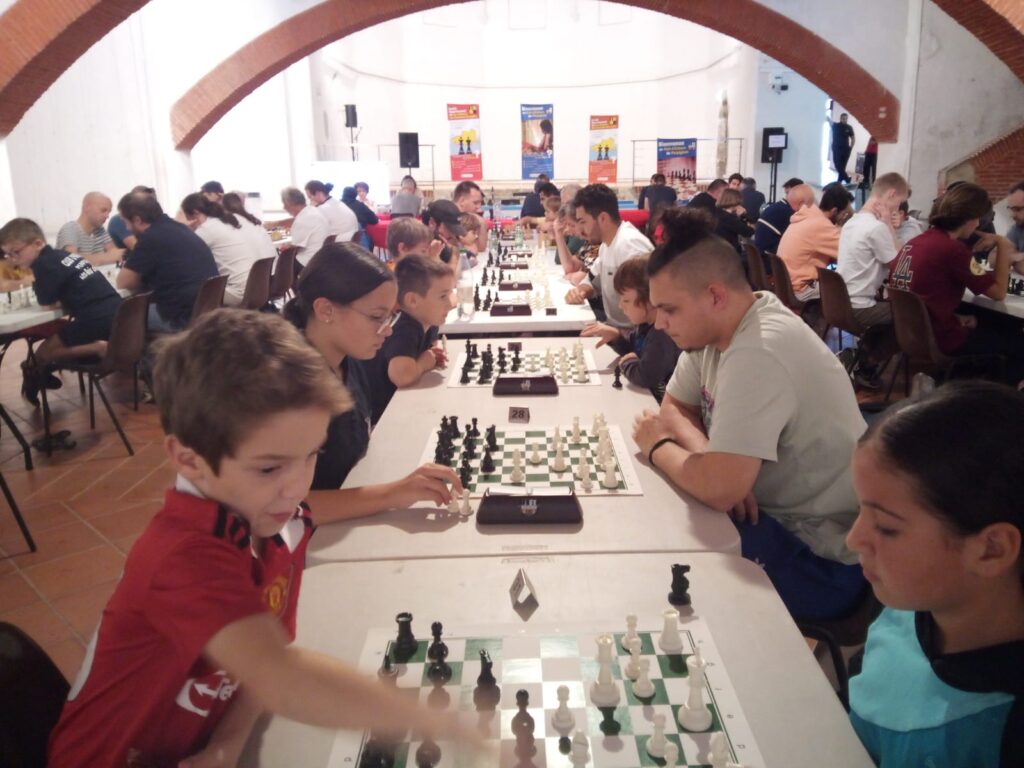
xmin=598 ymin=706 xmax=621 ymax=735
xmin=669 ymin=563 xmax=692 ymax=606
xmin=498 ymin=358 xmax=507 ymax=374
xmin=480 ymin=448 xmax=495 ymax=475
xmin=440 ymin=415 xmax=449 ymax=435
xmin=378 ymin=641 xmax=398 ymax=681
xmin=393 ymin=612 xmax=417 ymax=662
xmin=460 ymin=367 xmax=471 ymax=384
xmin=470 ymin=417 xmax=480 ymax=437
xmin=473 ymin=293 xmax=480 ymax=312
xmin=512 ymin=689 xmax=536 ymax=759
xmin=427 ymin=621 xmax=449 ymax=661
xmin=415 ymin=738 xmax=441 ymax=768
xmin=612 ymin=364 xmax=623 ymax=389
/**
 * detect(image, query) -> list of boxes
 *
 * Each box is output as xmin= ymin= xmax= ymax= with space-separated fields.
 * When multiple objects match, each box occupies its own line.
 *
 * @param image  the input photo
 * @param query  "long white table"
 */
xmin=309 ymin=337 xmax=739 ymax=565
xmin=964 ymin=288 xmax=1024 ymax=320
xmin=249 ymin=552 xmax=873 ymax=767
xmin=441 ymin=258 xmax=596 ymax=335
xmin=0 ymin=264 xmax=123 ymax=335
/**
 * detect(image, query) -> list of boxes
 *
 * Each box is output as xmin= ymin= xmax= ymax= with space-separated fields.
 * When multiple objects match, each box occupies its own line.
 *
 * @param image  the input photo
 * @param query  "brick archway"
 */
xmin=931 ymin=0 xmax=1024 ymax=84
xmin=0 ymin=0 xmax=149 ymax=135
xmin=171 ymin=0 xmax=902 ymax=150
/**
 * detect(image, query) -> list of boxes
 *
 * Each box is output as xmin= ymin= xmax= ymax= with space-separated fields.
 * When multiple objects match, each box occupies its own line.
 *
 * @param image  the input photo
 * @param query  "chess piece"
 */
xmin=393 ymin=612 xmax=417 ymax=661
xmin=511 ymin=689 xmax=536 ymax=760
xmin=589 ymin=634 xmax=620 ymax=706
xmin=658 ymin=608 xmax=684 ymax=653
xmin=631 ymin=658 xmax=655 ymax=699
xmin=600 ymin=460 xmax=617 ymax=489
xmin=486 ymin=425 xmax=498 ymax=452
xmin=480 ymin=448 xmax=495 ymax=475
xmin=529 ymin=443 xmax=542 ymax=465
xmin=678 ymin=645 xmax=713 ymax=731
xmin=663 ymin=742 xmax=680 ymax=768
xmin=377 ymin=641 xmax=398 ymax=680
xmin=669 ymin=563 xmax=692 ymax=606
xmin=646 ymin=713 xmax=668 ymax=758
xmin=509 ymin=449 xmax=525 ymax=483
xmin=571 ymin=416 xmax=581 ymax=443
xmin=458 ymin=464 xmax=472 ymax=490
xmin=569 ymin=730 xmax=589 ymax=767
xmin=447 ymin=494 xmax=460 ymax=516
xmin=459 ymin=367 xmax=471 ymax=384
xmin=580 ymin=471 xmax=593 ymax=493
xmin=622 ymin=614 xmax=639 ymax=651
xmin=576 ymin=450 xmax=590 ymax=482
xmin=459 ymin=492 xmax=472 ymax=516
xmin=612 ymin=364 xmax=623 ymax=389
xmin=552 ymin=435 xmax=568 ymax=473
xmin=551 ymin=684 xmax=575 ymax=732
xmin=707 ymin=732 xmax=730 ymax=768
xmin=415 ymin=738 xmax=441 ymax=767
xmin=623 ymin=636 xmax=642 ymax=680
xmin=470 ymin=417 xmax=480 ymax=437
xmin=427 ymin=622 xmax=448 ymax=662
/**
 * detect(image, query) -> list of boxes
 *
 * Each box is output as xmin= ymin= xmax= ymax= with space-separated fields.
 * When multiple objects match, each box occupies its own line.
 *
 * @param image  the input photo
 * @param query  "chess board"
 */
xmin=447 ymin=350 xmax=601 ymax=388
xmin=420 ymin=422 xmax=642 ymax=497
xmin=328 ymin=618 xmax=765 ymax=768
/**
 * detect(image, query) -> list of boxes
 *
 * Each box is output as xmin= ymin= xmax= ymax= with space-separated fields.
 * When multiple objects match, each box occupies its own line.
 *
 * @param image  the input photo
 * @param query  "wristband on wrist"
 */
xmin=648 ymin=437 xmax=678 ymax=467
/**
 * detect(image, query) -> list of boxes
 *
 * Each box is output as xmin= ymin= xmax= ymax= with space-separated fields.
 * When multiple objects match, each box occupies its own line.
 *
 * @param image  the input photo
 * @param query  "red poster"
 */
xmin=447 ymin=103 xmax=482 ymax=181
xmin=588 ymin=115 xmax=618 ymax=183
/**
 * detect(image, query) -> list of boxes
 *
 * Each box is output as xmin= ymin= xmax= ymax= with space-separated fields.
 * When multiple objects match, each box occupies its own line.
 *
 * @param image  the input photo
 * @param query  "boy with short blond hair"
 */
xmin=364 ymin=255 xmax=454 ymax=423
xmin=386 ymin=216 xmax=432 ymax=263
xmin=48 ymin=310 xmax=465 ymax=767
xmin=0 ymin=217 xmax=121 ymax=406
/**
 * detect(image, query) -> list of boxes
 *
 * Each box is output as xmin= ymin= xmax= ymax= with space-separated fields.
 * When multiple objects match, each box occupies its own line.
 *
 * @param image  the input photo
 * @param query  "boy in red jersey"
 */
xmin=48 ymin=310 xmax=468 ymax=767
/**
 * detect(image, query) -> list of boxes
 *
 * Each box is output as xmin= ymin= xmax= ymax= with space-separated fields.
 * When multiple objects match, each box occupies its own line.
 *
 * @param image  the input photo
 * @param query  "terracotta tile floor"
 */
xmin=0 ymin=341 xmax=168 ymax=680
xmin=0 ymin=329 xmax=898 ymax=684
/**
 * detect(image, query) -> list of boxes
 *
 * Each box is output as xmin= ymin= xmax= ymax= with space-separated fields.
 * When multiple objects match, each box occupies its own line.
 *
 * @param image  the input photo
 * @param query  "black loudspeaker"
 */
xmin=761 ymin=127 xmax=786 ymax=163
xmin=398 ymin=132 xmax=420 ymax=169
xmin=344 ymin=104 xmax=358 ymax=128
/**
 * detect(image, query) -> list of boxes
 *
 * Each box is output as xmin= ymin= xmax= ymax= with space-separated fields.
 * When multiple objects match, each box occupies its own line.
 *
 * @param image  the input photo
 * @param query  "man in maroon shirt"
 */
xmin=890 ymin=183 xmax=1023 ymax=384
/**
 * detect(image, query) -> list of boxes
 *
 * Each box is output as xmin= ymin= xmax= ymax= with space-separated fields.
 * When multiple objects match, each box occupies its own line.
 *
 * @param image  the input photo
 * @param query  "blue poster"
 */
xmin=656 ymin=138 xmax=697 ymax=186
xmin=521 ymin=104 xmax=554 ymax=180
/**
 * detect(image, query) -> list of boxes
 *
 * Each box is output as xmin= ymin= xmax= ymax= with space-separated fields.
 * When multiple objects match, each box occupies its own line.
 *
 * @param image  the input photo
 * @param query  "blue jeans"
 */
xmin=147 ymin=304 xmax=181 ymax=334
xmin=735 ymin=513 xmax=867 ymax=621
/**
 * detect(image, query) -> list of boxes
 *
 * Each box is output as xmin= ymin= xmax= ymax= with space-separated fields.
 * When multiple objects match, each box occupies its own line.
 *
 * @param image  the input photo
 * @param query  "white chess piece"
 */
xmin=571 ymin=416 xmax=581 ymax=443
xmin=569 ymin=730 xmax=589 ymax=767
xmin=591 ymin=412 xmax=601 ymax=435
xmin=574 ymin=364 xmax=589 ymax=384
xmin=646 ymin=713 xmax=667 ymax=758
xmin=589 ymin=635 xmax=620 ymax=707
xmin=658 ymin=609 xmax=684 ymax=653
xmin=447 ymin=494 xmax=460 ymax=515
xmin=459 ymin=492 xmax=472 ymax=517
xmin=580 ymin=472 xmax=593 ymax=493
xmin=600 ymin=460 xmax=617 ymax=489
xmin=441 ymin=334 xmax=448 ymax=356
xmin=552 ymin=436 xmax=568 ymax=473
xmin=623 ymin=614 xmax=639 ymax=651
xmin=662 ymin=742 xmax=680 ymax=768
xmin=677 ymin=645 xmax=713 ymax=731
xmin=706 ymin=732 xmax=729 ymax=768
xmin=576 ymin=450 xmax=590 ymax=482
xmin=529 ymin=443 xmax=543 ymax=465
xmin=545 ymin=348 xmax=553 ymax=368
xmin=509 ymin=460 xmax=525 ymax=484
xmin=623 ymin=637 xmax=642 ymax=680
xmin=631 ymin=658 xmax=655 ymax=698
xmin=552 ymin=684 xmax=575 ymax=732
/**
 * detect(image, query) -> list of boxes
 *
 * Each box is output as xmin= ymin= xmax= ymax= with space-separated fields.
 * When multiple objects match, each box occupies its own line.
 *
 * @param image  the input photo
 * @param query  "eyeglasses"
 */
xmin=3 ymin=244 xmax=27 ymax=259
xmin=347 ymin=306 xmax=401 ymax=335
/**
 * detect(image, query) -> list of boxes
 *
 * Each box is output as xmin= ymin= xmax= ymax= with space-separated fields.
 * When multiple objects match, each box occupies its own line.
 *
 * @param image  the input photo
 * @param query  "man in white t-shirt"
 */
xmin=631 ymin=209 xmax=867 ymax=620
xmin=281 ymin=187 xmax=329 ymax=266
xmin=565 ymin=184 xmax=653 ymax=332
xmin=836 ymin=172 xmax=908 ymax=385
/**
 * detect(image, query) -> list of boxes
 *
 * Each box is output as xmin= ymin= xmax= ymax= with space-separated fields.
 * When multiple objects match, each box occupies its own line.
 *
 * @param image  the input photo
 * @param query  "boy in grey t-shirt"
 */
xmin=632 ymin=208 xmax=868 ymax=620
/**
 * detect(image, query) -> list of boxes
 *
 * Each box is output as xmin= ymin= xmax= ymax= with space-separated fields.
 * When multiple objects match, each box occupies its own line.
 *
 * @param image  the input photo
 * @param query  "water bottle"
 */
xmin=514 ymin=223 xmax=524 ymax=248
xmin=494 ymin=197 xmax=503 ymax=224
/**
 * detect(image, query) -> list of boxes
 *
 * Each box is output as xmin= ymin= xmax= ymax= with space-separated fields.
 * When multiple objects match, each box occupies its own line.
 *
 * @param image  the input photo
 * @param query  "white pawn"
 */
xmin=706 ymin=732 xmax=729 ymax=768
xmin=574 ymin=364 xmax=589 ymax=384
xmin=447 ymin=492 xmax=460 ymax=515
xmin=509 ymin=461 xmax=525 ymax=485
xmin=591 ymin=412 xmax=602 ymax=435
xmin=646 ymin=713 xmax=667 ymax=758
xmin=552 ymin=435 xmax=568 ymax=473
xmin=571 ymin=416 xmax=581 ymax=443
xmin=658 ymin=608 xmax=684 ymax=653
xmin=569 ymin=730 xmax=589 ymax=767
xmin=623 ymin=637 xmax=642 ymax=680
xmin=551 ymin=684 xmax=575 ymax=732
xmin=580 ymin=471 xmax=593 ymax=493
xmin=576 ymin=449 xmax=590 ymax=481
xmin=622 ymin=614 xmax=639 ymax=651
xmin=663 ymin=743 xmax=680 ymax=768
xmin=545 ymin=348 xmax=553 ymax=368
xmin=600 ymin=460 xmax=617 ymax=489
xmin=459 ymin=491 xmax=473 ymax=517
xmin=529 ymin=442 xmax=543 ymax=465
xmin=632 ymin=658 xmax=655 ymax=698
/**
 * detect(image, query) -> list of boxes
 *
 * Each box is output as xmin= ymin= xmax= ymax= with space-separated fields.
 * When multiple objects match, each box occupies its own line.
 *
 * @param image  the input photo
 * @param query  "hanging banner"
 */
xmin=521 ymin=104 xmax=554 ymax=180
xmin=447 ymin=103 xmax=482 ymax=181
xmin=656 ymin=139 xmax=698 ymax=195
xmin=588 ymin=115 xmax=618 ymax=183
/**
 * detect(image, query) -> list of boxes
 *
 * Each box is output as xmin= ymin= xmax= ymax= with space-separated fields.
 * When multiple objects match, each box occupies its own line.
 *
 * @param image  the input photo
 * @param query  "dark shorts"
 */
xmin=57 ymin=313 xmax=115 ymax=347
xmin=735 ymin=512 xmax=868 ymax=621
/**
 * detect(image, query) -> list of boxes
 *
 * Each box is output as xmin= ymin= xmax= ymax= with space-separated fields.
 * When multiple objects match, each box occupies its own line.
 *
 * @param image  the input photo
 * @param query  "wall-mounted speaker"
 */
xmin=398 ymin=132 xmax=420 ymax=169
xmin=344 ymin=104 xmax=358 ymax=128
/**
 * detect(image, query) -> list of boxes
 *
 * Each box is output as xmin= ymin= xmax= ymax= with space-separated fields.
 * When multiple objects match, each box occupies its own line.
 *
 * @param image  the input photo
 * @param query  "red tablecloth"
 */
xmin=620 ymin=209 xmax=650 ymax=227
xmin=367 ymin=221 xmax=389 ymax=249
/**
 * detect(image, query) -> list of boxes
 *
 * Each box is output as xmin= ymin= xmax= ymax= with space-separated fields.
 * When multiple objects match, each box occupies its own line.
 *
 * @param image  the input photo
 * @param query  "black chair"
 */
xmin=268 ymin=247 xmax=297 ymax=306
xmin=816 ymin=267 xmax=866 ymax=353
xmin=885 ymin=288 xmax=1005 ymax=400
xmin=189 ymin=274 xmax=228 ymax=326
xmin=0 ymin=472 xmax=34 ymax=552
xmin=61 ymin=293 xmax=152 ymax=456
xmin=742 ymin=242 xmax=770 ymax=292
xmin=239 ymin=257 xmax=274 ymax=311
xmin=0 ymin=622 xmax=70 ymax=767
xmin=769 ymin=253 xmax=824 ymax=336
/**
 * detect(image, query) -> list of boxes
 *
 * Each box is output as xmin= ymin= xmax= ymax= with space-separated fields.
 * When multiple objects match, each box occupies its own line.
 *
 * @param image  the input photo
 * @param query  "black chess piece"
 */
xmin=480 ymin=448 xmax=495 ymax=475
xmin=473 ymin=293 xmax=480 ymax=312
xmin=598 ymin=706 xmax=621 ymax=735
xmin=440 ymin=415 xmax=449 ymax=435
xmin=460 ymin=367 xmax=471 ymax=384
xmin=427 ymin=653 xmax=452 ymax=684
xmin=612 ymin=364 xmax=623 ymax=389
xmin=465 ymin=338 xmax=472 ymax=358
xmin=393 ymin=612 xmax=417 ymax=662
xmin=669 ymin=563 xmax=692 ymax=606
xmin=471 ymin=343 xmax=479 ymax=360
xmin=473 ymin=649 xmax=501 ymax=710
xmin=477 ymin=649 xmax=496 ymax=687
xmin=427 ymin=622 xmax=449 ymax=661
xmin=486 ymin=426 xmax=498 ymax=452
xmin=449 ymin=416 xmax=459 ymax=437
xmin=511 ymin=689 xmax=536 ymax=759
xmin=470 ymin=417 xmax=480 ymax=437
xmin=498 ymin=358 xmax=507 ymax=374
xmin=377 ymin=641 xmax=398 ymax=682
xmin=459 ymin=464 xmax=472 ymax=489
xmin=359 ymin=737 xmax=396 ymax=768
xmin=415 ymin=738 xmax=441 ymax=768
xmin=464 ymin=438 xmax=476 ymax=460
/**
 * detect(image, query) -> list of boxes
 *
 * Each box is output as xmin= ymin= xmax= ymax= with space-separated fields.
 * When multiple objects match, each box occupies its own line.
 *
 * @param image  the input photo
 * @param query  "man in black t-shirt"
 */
xmin=831 ymin=113 xmax=855 ymax=184
xmin=641 ymin=174 xmax=678 ymax=219
xmin=687 ymin=178 xmax=727 ymax=211
xmin=363 ymin=256 xmax=454 ymax=424
xmin=0 ymin=217 xmax=122 ymax=405
xmin=116 ymin=193 xmax=218 ymax=332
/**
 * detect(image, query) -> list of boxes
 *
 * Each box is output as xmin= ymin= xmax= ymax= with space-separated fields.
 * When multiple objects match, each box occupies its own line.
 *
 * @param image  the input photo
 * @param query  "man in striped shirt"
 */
xmin=56 ymin=191 xmax=123 ymax=265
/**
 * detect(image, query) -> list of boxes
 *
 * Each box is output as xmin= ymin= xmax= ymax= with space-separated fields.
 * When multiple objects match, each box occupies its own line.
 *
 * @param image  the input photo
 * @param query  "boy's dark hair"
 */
xmin=532 ymin=175 xmax=550 ymax=193
xmin=284 ymin=242 xmax=394 ymax=329
xmin=573 ymin=184 xmax=620 ymax=223
xmin=387 ymin=217 xmax=431 ymax=257
xmin=153 ymin=309 xmax=351 ymax=473
xmin=862 ymin=381 xmax=1024 ymax=546
xmin=898 ymin=200 xmax=910 ymax=215
xmin=453 ymin=180 xmax=481 ymax=202
xmin=728 ymin=173 xmax=744 ymax=184
xmin=118 ymin=193 xmax=164 ymax=224
xmin=613 ymin=256 xmax=652 ymax=305
xmin=820 ymin=182 xmax=853 ymax=213
xmin=395 ymin=254 xmax=453 ymax=302
xmin=652 ymin=173 xmax=666 ymax=184
xmin=782 ymin=177 xmax=804 ymax=191
xmin=929 ymin=182 xmax=992 ymax=231
xmin=0 ymin=218 xmax=45 ymax=246
xmin=647 ymin=208 xmax=747 ymax=291
xmin=537 ymin=182 xmax=560 ymax=198
xmin=181 ymin=193 xmax=241 ymax=229
xmin=200 ymin=181 xmax=224 ymax=195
